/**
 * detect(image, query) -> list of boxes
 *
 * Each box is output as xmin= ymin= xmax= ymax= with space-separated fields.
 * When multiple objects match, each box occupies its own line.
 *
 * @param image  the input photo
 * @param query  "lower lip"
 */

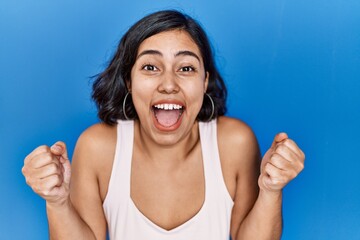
xmin=152 ymin=110 xmax=184 ymax=132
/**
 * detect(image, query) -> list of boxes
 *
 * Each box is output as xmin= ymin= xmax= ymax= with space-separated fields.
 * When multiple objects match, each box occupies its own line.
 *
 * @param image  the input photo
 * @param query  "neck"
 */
xmin=134 ymin=120 xmax=200 ymax=166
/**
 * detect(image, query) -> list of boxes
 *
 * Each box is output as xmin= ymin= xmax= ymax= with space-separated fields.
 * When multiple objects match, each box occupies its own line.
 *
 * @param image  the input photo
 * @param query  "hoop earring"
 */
xmin=205 ymin=93 xmax=215 ymax=122
xmin=122 ymin=92 xmax=132 ymax=120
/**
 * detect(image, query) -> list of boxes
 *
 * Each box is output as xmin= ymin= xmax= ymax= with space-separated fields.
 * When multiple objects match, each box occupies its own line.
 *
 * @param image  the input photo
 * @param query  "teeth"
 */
xmin=154 ymin=104 xmax=183 ymax=110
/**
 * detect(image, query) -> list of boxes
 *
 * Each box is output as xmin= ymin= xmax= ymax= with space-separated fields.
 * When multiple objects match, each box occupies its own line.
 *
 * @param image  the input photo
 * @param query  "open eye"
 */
xmin=179 ymin=66 xmax=196 ymax=72
xmin=142 ymin=64 xmax=158 ymax=71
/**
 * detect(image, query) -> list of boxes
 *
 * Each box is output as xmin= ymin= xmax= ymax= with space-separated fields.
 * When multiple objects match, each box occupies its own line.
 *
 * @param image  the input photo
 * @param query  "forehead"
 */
xmin=137 ymin=30 xmax=202 ymax=58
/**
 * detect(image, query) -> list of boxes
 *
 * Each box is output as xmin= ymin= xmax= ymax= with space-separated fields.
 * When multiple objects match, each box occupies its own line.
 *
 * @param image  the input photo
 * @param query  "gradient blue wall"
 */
xmin=1 ymin=1 xmax=359 ymax=239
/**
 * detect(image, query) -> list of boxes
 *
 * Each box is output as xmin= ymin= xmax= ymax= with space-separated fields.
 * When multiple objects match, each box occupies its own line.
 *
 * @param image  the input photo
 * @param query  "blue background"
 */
xmin=1 ymin=1 xmax=359 ymax=239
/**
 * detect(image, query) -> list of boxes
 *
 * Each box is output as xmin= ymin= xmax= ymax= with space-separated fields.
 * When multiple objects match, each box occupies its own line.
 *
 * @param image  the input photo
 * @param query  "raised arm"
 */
xmin=217 ymin=117 xmax=304 ymax=240
xmin=22 ymin=124 xmax=111 ymax=239
xmin=236 ymin=133 xmax=305 ymax=240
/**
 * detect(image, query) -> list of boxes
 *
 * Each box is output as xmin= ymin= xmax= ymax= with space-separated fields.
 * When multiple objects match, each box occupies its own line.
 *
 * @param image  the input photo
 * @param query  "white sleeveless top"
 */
xmin=103 ymin=120 xmax=234 ymax=240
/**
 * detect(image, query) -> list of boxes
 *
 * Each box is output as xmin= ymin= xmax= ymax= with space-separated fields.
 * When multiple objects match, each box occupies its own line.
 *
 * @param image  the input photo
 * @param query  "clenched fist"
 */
xmin=22 ymin=142 xmax=71 ymax=205
xmin=259 ymin=133 xmax=305 ymax=193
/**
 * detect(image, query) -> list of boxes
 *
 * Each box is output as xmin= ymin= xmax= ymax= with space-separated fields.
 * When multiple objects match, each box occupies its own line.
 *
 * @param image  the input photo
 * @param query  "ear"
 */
xmin=126 ymin=79 xmax=131 ymax=92
xmin=204 ymin=71 xmax=209 ymax=92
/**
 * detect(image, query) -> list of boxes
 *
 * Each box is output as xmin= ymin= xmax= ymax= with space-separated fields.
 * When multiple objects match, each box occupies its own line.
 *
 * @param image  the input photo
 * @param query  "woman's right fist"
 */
xmin=22 ymin=142 xmax=71 ymax=205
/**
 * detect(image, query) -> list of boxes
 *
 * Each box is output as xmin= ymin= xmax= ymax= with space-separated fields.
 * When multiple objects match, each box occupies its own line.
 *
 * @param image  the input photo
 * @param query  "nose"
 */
xmin=157 ymin=70 xmax=179 ymax=94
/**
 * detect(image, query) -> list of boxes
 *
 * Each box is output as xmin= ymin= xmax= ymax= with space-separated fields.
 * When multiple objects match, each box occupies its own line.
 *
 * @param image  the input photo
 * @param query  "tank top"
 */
xmin=103 ymin=119 xmax=234 ymax=240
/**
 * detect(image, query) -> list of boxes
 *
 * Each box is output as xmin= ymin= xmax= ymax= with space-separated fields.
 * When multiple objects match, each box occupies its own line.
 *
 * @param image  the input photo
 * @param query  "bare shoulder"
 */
xmin=77 ymin=122 xmax=117 ymax=150
xmin=71 ymin=122 xmax=117 ymax=190
xmin=69 ymin=123 xmax=117 ymax=238
xmin=217 ymin=117 xmax=261 ymax=238
xmin=217 ymin=116 xmax=258 ymax=153
xmin=73 ymin=122 xmax=117 ymax=166
xmin=217 ymin=116 xmax=260 ymax=198
xmin=71 ymin=122 xmax=117 ymax=200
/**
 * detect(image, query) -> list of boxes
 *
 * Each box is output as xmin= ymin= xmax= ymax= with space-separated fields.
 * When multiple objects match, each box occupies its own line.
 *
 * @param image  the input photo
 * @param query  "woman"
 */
xmin=22 ymin=10 xmax=305 ymax=240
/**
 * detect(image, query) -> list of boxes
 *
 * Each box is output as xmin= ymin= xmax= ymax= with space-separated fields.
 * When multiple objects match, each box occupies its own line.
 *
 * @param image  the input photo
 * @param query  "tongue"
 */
xmin=155 ymin=109 xmax=181 ymax=127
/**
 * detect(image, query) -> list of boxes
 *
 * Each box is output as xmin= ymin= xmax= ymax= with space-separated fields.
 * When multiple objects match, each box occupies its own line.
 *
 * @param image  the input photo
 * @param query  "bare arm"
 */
xmin=22 ymin=124 xmax=113 ymax=239
xmin=22 ymin=142 xmax=100 ymax=239
xmin=217 ymin=117 xmax=304 ymax=240
xmin=68 ymin=124 xmax=115 ymax=239
xmin=235 ymin=188 xmax=283 ymax=240
xmin=236 ymin=133 xmax=305 ymax=240
xmin=217 ymin=117 xmax=260 ymax=239
xmin=46 ymin=196 xmax=98 ymax=240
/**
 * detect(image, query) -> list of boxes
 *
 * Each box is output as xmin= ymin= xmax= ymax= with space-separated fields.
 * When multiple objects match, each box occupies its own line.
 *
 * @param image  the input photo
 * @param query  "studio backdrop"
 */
xmin=1 ymin=1 xmax=359 ymax=239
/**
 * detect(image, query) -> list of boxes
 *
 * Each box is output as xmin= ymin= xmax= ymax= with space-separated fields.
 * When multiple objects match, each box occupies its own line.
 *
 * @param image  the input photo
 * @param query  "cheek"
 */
xmin=131 ymin=73 xmax=153 ymax=96
xmin=131 ymin=87 xmax=152 ymax=110
xmin=186 ymin=79 xmax=206 ymax=96
xmin=185 ymin=83 xmax=206 ymax=109
xmin=131 ymin=72 xmax=157 ymax=92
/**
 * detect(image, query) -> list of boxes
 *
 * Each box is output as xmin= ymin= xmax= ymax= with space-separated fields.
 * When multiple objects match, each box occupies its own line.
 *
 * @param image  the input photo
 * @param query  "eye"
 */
xmin=142 ymin=64 xmax=158 ymax=71
xmin=179 ymin=66 xmax=196 ymax=72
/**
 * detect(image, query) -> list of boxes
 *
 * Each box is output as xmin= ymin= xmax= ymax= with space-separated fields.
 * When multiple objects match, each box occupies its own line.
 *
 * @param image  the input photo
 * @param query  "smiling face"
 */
xmin=130 ymin=29 xmax=209 ymax=145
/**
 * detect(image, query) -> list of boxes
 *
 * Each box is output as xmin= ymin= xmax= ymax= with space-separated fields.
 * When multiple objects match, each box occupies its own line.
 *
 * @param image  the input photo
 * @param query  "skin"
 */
xmin=22 ymin=30 xmax=305 ymax=240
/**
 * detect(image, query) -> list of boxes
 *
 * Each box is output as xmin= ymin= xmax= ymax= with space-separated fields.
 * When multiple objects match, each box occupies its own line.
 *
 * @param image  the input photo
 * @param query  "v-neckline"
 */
xmin=129 ymin=196 xmax=207 ymax=233
xmin=128 ymin=122 xmax=208 ymax=233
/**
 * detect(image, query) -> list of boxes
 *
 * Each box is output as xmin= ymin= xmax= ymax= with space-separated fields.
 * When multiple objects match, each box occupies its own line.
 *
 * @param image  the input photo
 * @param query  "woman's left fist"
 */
xmin=259 ymin=133 xmax=305 ymax=192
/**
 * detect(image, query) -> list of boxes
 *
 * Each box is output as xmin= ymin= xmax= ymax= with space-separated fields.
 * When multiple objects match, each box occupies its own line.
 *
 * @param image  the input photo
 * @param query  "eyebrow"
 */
xmin=137 ymin=49 xmax=201 ymax=62
xmin=137 ymin=50 xmax=162 ymax=60
xmin=175 ymin=50 xmax=200 ymax=62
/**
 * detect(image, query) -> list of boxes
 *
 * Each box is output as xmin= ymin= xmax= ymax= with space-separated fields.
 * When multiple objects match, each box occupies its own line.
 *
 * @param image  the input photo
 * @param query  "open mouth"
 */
xmin=152 ymin=103 xmax=185 ymax=128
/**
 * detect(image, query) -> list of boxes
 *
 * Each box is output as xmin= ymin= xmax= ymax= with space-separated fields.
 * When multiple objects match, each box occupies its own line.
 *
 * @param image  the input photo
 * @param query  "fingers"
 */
xmin=23 ymin=159 xmax=64 ymax=191
xmin=265 ymin=154 xmax=301 ymax=181
xmin=273 ymin=138 xmax=305 ymax=171
xmin=268 ymin=153 xmax=293 ymax=171
xmin=27 ymin=152 xmax=60 ymax=169
xmin=24 ymin=141 xmax=69 ymax=168
xmin=61 ymin=158 xmax=71 ymax=185
xmin=259 ymin=133 xmax=305 ymax=192
xmin=50 ymin=141 xmax=69 ymax=164
xmin=271 ymin=133 xmax=305 ymax=160
xmin=281 ymin=138 xmax=305 ymax=161
xmin=24 ymin=142 xmax=69 ymax=165
xmin=31 ymin=174 xmax=65 ymax=197
xmin=22 ymin=142 xmax=71 ymax=203
xmin=262 ymin=163 xmax=287 ymax=191
xmin=24 ymin=145 xmax=51 ymax=165
xmin=271 ymin=132 xmax=288 ymax=149
xmin=26 ymin=161 xmax=64 ymax=180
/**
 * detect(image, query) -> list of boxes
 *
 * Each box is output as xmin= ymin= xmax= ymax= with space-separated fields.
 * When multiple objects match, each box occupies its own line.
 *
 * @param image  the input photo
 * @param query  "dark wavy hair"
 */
xmin=92 ymin=10 xmax=227 ymax=125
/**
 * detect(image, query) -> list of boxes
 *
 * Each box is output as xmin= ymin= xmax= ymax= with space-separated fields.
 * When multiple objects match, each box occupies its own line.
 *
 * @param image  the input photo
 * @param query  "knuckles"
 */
xmin=25 ymin=176 xmax=32 ymax=186
xmin=21 ymin=166 xmax=27 ymax=175
xmin=31 ymin=183 xmax=42 ymax=194
xmin=47 ymin=162 xmax=61 ymax=175
xmin=22 ymin=145 xmax=69 ymax=202
xmin=288 ymin=169 xmax=299 ymax=180
xmin=37 ymin=145 xmax=51 ymax=152
xmin=32 ymin=175 xmax=61 ymax=197
xmin=50 ymin=174 xmax=63 ymax=185
xmin=274 ymin=144 xmax=288 ymax=155
xmin=42 ymin=152 xmax=55 ymax=163
xmin=262 ymin=138 xmax=305 ymax=191
xmin=270 ymin=152 xmax=282 ymax=163
xmin=300 ymin=150 xmax=306 ymax=160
